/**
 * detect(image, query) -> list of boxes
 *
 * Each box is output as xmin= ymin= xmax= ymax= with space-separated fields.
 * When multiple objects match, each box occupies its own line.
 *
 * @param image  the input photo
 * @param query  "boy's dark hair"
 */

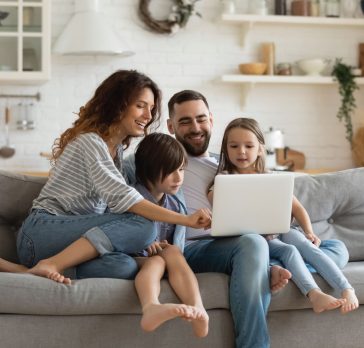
xmin=135 ymin=133 xmax=187 ymax=189
xmin=168 ymin=90 xmax=209 ymax=118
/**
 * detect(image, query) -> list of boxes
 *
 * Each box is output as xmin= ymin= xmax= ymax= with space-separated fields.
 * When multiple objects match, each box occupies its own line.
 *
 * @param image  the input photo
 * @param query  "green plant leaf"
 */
xmin=331 ymin=58 xmax=359 ymax=145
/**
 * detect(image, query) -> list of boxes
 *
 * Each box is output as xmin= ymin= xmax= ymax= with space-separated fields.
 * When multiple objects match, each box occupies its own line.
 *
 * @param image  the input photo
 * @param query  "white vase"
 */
xmin=221 ymin=0 xmax=236 ymax=14
xmin=341 ymin=0 xmax=357 ymax=17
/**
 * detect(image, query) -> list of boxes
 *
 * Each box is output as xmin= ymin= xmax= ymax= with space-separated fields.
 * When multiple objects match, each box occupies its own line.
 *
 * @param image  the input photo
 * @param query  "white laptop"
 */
xmin=188 ymin=173 xmax=294 ymax=239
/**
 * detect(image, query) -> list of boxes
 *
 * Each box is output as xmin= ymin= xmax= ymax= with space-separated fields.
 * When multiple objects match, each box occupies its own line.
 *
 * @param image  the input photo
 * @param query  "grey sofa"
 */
xmin=0 ymin=168 xmax=363 ymax=348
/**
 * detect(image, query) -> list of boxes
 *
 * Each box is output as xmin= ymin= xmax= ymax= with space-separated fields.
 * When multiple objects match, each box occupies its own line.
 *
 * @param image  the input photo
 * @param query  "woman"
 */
xmin=0 ymin=70 xmax=211 ymax=284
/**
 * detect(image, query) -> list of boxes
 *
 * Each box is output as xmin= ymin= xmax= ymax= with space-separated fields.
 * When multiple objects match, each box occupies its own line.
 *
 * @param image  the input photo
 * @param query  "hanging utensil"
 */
xmin=0 ymin=106 xmax=16 ymax=158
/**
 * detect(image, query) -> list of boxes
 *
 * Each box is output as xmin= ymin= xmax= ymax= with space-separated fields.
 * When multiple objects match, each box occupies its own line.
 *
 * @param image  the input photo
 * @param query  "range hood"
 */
xmin=53 ymin=0 xmax=134 ymax=56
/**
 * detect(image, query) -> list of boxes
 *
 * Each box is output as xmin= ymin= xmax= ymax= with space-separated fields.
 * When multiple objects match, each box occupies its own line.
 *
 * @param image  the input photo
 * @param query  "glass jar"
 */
xmin=251 ymin=0 xmax=269 ymax=15
xmin=276 ymin=63 xmax=292 ymax=75
xmin=310 ymin=0 xmax=320 ymax=15
xmin=291 ymin=0 xmax=310 ymax=15
xmin=325 ymin=0 xmax=340 ymax=17
xmin=275 ymin=0 xmax=287 ymax=14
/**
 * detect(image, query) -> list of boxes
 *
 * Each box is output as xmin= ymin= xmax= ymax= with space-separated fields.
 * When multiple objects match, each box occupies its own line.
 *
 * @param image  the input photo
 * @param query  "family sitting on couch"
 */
xmin=0 ymin=70 xmax=358 ymax=348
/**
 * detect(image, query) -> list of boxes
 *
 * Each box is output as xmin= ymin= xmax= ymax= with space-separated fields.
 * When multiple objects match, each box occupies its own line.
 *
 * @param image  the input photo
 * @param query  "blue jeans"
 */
xmin=17 ymin=209 xmax=157 ymax=279
xmin=184 ymin=233 xmax=349 ymax=348
xmin=269 ymin=228 xmax=351 ymax=295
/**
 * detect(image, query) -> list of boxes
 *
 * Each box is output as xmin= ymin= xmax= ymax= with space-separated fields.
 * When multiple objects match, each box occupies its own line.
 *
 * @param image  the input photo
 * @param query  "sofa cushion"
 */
xmin=0 ymin=272 xmax=230 ymax=315
xmin=0 ymin=170 xmax=47 ymax=226
xmin=0 ymin=170 xmax=47 ymax=261
xmin=0 ymin=222 xmax=18 ymax=262
xmin=270 ymin=261 xmax=364 ymax=311
xmin=294 ymin=168 xmax=364 ymax=261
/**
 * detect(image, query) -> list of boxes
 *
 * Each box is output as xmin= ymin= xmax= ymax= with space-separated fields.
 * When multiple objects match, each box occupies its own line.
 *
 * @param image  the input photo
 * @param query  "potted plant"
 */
xmin=331 ymin=59 xmax=359 ymax=146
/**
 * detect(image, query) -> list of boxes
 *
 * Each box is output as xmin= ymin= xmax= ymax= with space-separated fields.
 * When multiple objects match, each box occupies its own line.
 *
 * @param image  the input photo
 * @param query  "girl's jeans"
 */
xmin=269 ymin=227 xmax=351 ymax=295
xmin=17 ymin=209 xmax=157 ymax=279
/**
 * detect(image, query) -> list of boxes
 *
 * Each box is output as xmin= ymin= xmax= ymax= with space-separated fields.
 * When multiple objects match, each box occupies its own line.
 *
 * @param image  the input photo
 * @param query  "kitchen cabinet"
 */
xmin=0 ymin=0 xmax=50 ymax=84
xmin=221 ymin=14 xmax=364 ymax=90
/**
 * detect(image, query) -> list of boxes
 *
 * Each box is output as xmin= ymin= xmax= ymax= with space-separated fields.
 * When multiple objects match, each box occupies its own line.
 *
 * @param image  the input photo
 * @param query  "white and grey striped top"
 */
xmin=32 ymin=132 xmax=143 ymax=215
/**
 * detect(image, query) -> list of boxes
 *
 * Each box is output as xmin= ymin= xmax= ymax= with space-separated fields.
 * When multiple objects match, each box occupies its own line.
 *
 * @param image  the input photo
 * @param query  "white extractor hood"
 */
xmin=53 ymin=0 xmax=134 ymax=56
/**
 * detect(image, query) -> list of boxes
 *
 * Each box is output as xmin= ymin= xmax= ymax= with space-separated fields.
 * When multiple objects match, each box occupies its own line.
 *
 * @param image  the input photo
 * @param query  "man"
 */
xmin=167 ymin=90 xmax=349 ymax=348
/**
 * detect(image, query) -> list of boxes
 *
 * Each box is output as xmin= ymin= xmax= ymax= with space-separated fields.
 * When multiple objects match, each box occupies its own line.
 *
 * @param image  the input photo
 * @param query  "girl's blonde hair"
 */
xmin=216 ymin=117 xmax=266 ymax=175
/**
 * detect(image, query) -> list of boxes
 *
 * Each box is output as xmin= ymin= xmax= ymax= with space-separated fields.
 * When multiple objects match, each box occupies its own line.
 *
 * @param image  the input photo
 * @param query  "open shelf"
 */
xmin=222 ymin=14 xmax=364 ymax=27
xmin=221 ymin=75 xmax=364 ymax=85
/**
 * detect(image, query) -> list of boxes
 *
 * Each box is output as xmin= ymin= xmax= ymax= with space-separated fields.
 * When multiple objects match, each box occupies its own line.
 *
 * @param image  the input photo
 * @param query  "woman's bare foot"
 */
xmin=141 ymin=303 xmax=194 ymax=332
xmin=308 ymin=289 xmax=345 ymax=313
xmin=0 ymin=258 xmax=28 ymax=273
xmin=190 ymin=307 xmax=209 ymax=338
xmin=341 ymin=288 xmax=359 ymax=314
xmin=27 ymin=259 xmax=71 ymax=285
xmin=270 ymin=265 xmax=292 ymax=292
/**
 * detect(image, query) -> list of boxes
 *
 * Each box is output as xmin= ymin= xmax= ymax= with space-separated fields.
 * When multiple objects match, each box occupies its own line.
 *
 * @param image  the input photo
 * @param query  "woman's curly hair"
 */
xmin=51 ymin=70 xmax=162 ymax=165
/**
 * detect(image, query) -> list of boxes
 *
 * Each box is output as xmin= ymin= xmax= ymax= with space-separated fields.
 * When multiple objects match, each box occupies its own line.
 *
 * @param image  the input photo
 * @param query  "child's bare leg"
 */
xmin=0 ymin=258 xmax=28 ymax=273
xmin=135 ymin=256 xmax=194 ymax=332
xmin=27 ymin=237 xmax=98 ymax=285
xmin=341 ymin=288 xmax=359 ymax=314
xmin=308 ymin=288 xmax=346 ymax=313
xmin=160 ymin=245 xmax=209 ymax=338
xmin=270 ymin=265 xmax=292 ymax=292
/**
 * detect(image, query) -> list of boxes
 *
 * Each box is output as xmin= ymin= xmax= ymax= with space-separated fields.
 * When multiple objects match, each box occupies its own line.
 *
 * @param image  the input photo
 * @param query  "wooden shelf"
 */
xmin=222 ymin=14 xmax=364 ymax=27
xmin=222 ymin=75 xmax=364 ymax=85
xmin=221 ymin=14 xmax=364 ymax=44
xmin=221 ymin=75 xmax=364 ymax=106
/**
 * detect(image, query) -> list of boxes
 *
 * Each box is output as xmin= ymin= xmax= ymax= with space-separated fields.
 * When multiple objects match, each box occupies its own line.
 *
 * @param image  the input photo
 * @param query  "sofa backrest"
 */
xmin=0 ymin=168 xmax=363 ymax=263
xmin=0 ymin=170 xmax=47 ymax=262
xmin=294 ymin=168 xmax=364 ymax=261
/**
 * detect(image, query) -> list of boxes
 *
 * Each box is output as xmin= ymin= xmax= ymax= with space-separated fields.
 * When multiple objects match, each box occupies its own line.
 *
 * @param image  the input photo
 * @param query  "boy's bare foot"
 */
xmin=190 ymin=307 xmax=209 ymax=338
xmin=27 ymin=259 xmax=71 ymax=285
xmin=141 ymin=303 xmax=194 ymax=332
xmin=341 ymin=288 xmax=359 ymax=314
xmin=308 ymin=289 xmax=345 ymax=313
xmin=270 ymin=265 xmax=292 ymax=292
xmin=0 ymin=258 xmax=28 ymax=273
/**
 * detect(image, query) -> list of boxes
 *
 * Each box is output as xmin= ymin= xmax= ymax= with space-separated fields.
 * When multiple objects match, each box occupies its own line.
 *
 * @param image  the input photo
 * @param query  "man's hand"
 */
xmin=186 ymin=208 xmax=212 ymax=229
xmin=146 ymin=240 xmax=169 ymax=256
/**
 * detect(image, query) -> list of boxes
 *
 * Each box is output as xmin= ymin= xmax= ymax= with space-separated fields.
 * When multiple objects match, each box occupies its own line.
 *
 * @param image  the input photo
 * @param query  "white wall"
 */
xmin=0 ymin=0 xmax=363 ymax=172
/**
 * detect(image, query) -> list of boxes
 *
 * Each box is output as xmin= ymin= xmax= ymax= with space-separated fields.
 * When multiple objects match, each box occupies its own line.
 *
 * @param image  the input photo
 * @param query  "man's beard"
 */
xmin=175 ymin=132 xmax=211 ymax=157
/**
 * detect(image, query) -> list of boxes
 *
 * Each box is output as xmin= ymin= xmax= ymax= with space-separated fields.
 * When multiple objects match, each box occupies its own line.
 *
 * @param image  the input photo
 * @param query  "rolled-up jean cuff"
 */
xmin=83 ymin=226 xmax=113 ymax=255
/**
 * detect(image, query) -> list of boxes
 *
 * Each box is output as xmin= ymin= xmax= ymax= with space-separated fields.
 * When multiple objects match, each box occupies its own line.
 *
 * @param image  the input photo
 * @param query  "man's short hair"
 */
xmin=168 ymin=90 xmax=209 ymax=118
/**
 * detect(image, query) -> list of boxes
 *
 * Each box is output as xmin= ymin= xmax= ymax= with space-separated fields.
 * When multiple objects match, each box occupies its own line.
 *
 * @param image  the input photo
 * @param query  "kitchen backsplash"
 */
xmin=0 ymin=0 xmax=363 ymax=172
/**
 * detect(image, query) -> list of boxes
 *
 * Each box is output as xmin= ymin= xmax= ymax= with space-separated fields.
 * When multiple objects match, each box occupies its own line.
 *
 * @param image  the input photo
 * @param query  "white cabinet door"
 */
xmin=0 ymin=0 xmax=50 ymax=84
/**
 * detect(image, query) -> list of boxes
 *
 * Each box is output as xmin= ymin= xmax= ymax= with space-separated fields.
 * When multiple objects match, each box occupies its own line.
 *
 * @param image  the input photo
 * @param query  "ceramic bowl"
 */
xmin=297 ymin=58 xmax=328 ymax=76
xmin=238 ymin=62 xmax=267 ymax=75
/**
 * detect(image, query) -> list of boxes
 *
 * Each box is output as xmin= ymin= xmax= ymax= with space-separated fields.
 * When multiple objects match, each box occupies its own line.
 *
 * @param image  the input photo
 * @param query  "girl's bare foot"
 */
xmin=341 ymin=288 xmax=359 ymax=314
xmin=190 ymin=307 xmax=209 ymax=338
xmin=27 ymin=259 xmax=71 ymax=285
xmin=141 ymin=303 xmax=194 ymax=332
xmin=308 ymin=289 xmax=345 ymax=313
xmin=0 ymin=258 xmax=28 ymax=273
xmin=270 ymin=265 xmax=292 ymax=292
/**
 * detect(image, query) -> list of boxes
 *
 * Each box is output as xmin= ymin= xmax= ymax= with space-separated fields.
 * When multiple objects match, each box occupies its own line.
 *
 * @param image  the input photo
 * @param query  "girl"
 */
xmin=132 ymin=132 xmax=208 ymax=337
xmin=0 ymin=70 xmax=211 ymax=284
xmin=208 ymin=117 xmax=358 ymax=315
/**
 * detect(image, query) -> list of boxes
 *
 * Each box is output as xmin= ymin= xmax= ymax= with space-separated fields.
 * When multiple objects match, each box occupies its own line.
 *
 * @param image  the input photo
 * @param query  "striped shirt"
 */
xmin=32 ymin=133 xmax=143 ymax=215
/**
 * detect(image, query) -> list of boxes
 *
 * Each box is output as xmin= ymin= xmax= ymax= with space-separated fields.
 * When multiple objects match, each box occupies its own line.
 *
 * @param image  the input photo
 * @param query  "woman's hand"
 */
xmin=146 ymin=240 xmax=169 ymax=256
xmin=305 ymin=232 xmax=321 ymax=247
xmin=186 ymin=208 xmax=212 ymax=229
